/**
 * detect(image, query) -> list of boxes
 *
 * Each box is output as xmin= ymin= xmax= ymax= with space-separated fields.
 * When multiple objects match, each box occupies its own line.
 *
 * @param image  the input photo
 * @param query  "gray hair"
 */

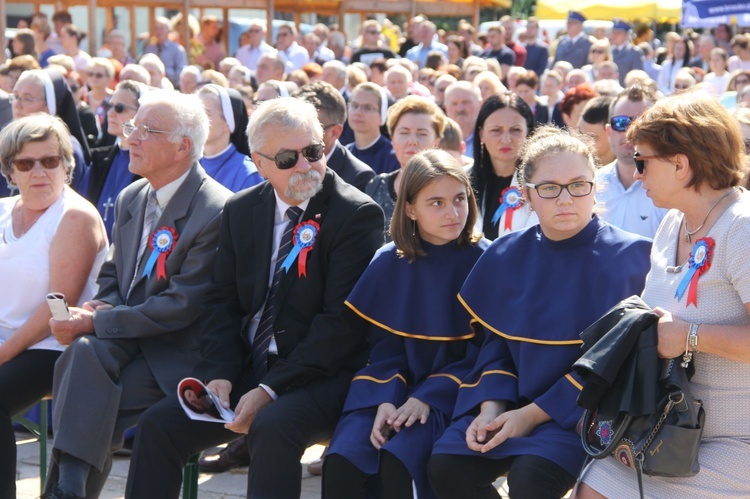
xmin=0 ymin=114 xmax=75 ymax=186
xmin=139 ymin=53 xmax=165 ymax=76
xmin=260 ymin=50 xmax=286 ymax=72
xmin=323 ymin=60 xmax=347 ymax=80
xmin=120 ymin=63 xmax=151 ymax=85
xmin=246 ymin=97 xmax=323 ymax=154
xmin=88 ymin=57 xmax=115 ymax=79
xmin=444 ymin=80 xmax=482 ymax=102
xmin=180 ymin=65 xmax=202 ymax=81
xmin=139 ymin=90 xmax=209 ymax=162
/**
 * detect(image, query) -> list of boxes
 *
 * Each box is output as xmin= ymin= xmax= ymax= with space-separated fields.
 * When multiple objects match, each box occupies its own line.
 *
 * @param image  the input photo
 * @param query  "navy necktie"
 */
xmin=253 ymin=206 xmax=303 ymax=381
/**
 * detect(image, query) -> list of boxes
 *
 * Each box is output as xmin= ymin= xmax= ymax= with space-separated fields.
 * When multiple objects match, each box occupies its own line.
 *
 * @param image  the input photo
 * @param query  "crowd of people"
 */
xmin=1 ymin=7 xmax=750 ymax=499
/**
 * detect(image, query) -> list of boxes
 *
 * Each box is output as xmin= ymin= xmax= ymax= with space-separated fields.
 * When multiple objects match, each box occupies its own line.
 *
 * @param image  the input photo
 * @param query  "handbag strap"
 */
xmin=580 ymin=409 xmax=633 ymax=458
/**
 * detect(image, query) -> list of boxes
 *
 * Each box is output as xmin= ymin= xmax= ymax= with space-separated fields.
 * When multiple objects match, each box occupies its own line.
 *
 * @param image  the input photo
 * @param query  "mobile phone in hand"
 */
xmin=46 ymin=292 xmax=71 ymax=320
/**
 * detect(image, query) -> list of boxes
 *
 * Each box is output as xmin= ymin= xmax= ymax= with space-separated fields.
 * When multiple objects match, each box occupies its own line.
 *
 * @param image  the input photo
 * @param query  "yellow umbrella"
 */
xmin=535 ymin=0 xmax=682 ymax=23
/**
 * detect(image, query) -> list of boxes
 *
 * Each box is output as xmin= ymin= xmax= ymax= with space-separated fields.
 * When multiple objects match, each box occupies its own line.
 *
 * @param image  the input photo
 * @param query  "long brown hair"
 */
xmin=391 ymin=149 xmax=481 ymax=262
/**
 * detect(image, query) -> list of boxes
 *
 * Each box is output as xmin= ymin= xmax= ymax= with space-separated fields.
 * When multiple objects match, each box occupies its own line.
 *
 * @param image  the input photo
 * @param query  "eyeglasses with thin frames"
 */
xmin=9 ymin=94 xmax=46 ymax=105
xmin=122 ymin=121 xmax=170 ymax=140
xmin=525 ymin=181 xmax=595 ymax=199
xmin=348 ymin=102 xmax=378 ymax=113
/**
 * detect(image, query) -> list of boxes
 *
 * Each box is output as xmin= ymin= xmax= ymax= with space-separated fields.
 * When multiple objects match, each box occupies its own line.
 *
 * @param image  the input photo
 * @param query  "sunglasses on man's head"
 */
xmin=103 ymin=99 xmax=138 ymax=114
xmin=610 ymin=115 xmax=636 ymax=132
xmin=255 ymin=143 xmax=325 ymax=170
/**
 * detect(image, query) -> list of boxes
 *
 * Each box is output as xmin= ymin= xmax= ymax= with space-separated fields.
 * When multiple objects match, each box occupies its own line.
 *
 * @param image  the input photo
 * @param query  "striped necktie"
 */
xmin=252 ymin=206 xmax=303 ymax=381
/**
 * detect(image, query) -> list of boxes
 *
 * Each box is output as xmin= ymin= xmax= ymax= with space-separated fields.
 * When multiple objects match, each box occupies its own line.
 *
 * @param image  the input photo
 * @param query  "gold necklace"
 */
xmin=683 ymin=188 xmax=737 ymax=243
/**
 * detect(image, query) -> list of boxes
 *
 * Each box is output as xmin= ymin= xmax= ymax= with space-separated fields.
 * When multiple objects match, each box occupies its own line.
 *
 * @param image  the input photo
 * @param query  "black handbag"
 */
xmin=579 ymin=358 xmax=705 ymax=498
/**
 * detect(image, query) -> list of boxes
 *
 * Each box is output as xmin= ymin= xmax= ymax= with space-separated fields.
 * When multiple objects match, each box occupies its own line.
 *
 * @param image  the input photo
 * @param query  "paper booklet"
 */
xmin=177 ymin=377 xmax=235 ymax=423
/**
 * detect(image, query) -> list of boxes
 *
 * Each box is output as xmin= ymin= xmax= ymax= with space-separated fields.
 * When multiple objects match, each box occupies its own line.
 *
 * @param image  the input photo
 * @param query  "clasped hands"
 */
xmin=49 ymin=299 xmax=112 ymax=345
xmin=370 ymin=397 xmax=430 ymax=449
xmin=466 ymin=401 xmax=550 ymax=454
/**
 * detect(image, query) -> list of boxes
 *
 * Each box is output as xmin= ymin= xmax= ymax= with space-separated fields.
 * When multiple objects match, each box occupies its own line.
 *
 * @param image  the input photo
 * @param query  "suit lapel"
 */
xmin=131 ymin=164 xmax=204 ymax=292
xmin=119 ymin=183 xmax=149 ymax=297
xmin=252 ymin=183 xmax=276 ymax=308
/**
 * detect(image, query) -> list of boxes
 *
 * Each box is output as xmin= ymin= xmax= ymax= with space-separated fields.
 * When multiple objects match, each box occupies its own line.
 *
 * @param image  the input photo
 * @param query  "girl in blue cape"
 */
xmin=428 ymin=127 xmax=652 ymax=499
xmin=324 ymin=149 xmax=490 ymax=499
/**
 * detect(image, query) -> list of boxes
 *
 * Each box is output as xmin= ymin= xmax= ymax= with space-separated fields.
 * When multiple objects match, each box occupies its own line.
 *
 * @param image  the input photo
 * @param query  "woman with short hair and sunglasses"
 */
xmin=577 ymin=91 xmax=750 ymax=499
xmin=428 ymin=126 xmax=651 ymax=499
xmin=78 ymin=80 xmax=147 ymax=239
xmin=0 ymin=114 xmax=108 ymax=499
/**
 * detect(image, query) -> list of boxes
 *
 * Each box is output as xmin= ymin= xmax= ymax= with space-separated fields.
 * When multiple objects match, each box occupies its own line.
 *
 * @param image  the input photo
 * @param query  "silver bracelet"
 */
xmin=682 ymin=323 xmax=695 ymax=368
xmin=689 ymin=323 xmax=700 ymax=352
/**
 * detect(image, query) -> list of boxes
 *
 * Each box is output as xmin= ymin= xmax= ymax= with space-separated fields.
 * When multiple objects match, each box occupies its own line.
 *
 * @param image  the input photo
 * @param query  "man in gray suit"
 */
xmin=610 ymin=20 xmax=644 ymax=86
xmin=552 ymin=11 xmax=592 ymax=69
xmin=44 ymin=90 xmax=232 ymax=499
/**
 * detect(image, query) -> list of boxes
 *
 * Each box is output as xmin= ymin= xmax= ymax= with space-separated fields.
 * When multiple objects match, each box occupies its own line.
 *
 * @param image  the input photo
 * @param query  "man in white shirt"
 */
xmin=235 ymin=22 xmax=273 ymax=71
xmin=275 ymin=24 xmax=309 ymax=73
xmin=596 ymin=84 xmax=667 ymax=238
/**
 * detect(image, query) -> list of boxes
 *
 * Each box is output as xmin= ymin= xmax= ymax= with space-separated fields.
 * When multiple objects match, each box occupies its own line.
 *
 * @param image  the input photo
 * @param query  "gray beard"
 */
xmin=285 ymin=169 xmax=323 ymax=202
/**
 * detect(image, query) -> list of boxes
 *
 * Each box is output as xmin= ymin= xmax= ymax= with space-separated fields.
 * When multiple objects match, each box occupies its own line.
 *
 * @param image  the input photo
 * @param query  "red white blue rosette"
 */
xmin=675 ymin=237 xmax=714 ymax=307
xmin=491 ymin=186 xmax=524 ymax=231
xmin=143 ymin=227 xmax=179 ymax=280
xmin=281 ymin=220 xmax=320 ymax=277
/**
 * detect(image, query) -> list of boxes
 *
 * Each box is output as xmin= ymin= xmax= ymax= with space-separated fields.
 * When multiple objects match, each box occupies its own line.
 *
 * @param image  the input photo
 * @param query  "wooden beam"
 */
xmin=89 ymin=0 xmax=97 ymax=54
xmin=130 ymin=4 xmax=137 ymax=58
xmin=222 ymin=7 xmax=229 ymax=57
xmin=266 ymin=0 xmax=273 ymax=45
xmin=0 ymin=0 xmax=6 ymax=65
xmin=181 ymin=0 xmax=190 ymax=53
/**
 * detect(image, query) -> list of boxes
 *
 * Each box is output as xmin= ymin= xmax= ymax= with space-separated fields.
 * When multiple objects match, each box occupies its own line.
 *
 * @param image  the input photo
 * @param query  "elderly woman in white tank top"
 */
xmin=0 ymin=114 xmax=108 ymax=498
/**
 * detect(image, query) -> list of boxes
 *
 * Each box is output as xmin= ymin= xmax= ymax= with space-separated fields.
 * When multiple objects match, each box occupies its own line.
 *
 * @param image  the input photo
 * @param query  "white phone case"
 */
xmin=46 ymin=292 xmax=71 ymax=321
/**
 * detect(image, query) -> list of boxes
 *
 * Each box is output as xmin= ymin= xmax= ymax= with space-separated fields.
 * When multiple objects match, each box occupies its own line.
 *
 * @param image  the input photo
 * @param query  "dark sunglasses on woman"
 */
xmin=103 ymin=99 xmax=138 ymax=114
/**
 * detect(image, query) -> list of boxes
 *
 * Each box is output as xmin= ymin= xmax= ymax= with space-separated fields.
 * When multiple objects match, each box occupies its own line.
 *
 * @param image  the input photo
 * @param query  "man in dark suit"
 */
xmin=124 ymin=97 xmax=384 ymax=498
xmin=43 ymin=90 xmax=231 ymax=499
xmin=295 ymin=81 xmax=375 ymax=192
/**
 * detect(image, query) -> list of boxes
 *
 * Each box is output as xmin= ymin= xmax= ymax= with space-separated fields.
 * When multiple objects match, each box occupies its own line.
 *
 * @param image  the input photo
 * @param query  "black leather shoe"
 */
xmin=41 ymin=484 xmax=84 ymax=499
xmin=198 ymin=436 xmax=250 ymax=473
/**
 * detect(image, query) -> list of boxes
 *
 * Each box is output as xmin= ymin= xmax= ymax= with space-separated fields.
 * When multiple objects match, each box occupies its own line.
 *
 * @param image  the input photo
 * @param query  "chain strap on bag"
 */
xmin=579 ymin=358 xmax=705 ymax=499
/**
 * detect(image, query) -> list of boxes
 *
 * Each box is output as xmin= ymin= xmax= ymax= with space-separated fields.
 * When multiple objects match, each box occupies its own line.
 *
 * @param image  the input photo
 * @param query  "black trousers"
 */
xmin=323 ymin=450 xmax=414 ymax=499
xmin=125 ymin=370 xmax=354 ymax=499
xmin=0 ymin=349 xmax=61 ymax=499
xmin=428 ymin=453 xmax=575 ymax=499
